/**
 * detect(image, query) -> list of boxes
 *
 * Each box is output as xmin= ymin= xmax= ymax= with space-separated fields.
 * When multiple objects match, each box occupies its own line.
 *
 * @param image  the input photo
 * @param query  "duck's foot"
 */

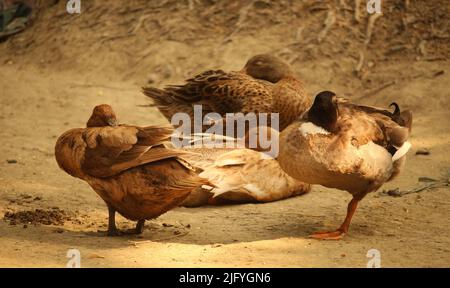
xmin=135 ymin=219 xmax=145 ymax=234
xmin=310 ymin=197 xmax=360 ymax=240
xmin=106 ymin=226 xmax=122 ymax=237
xmin=106 ymin=220 xmax=145 ymax=236
xmin=105 ymin=204 xmax=145 ymax=236
xmin=309 ymin=229 xmax=345 ymax=240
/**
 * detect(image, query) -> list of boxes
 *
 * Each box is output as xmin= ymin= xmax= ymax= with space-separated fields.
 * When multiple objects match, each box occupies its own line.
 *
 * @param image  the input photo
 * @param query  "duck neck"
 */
xmin=308 ymin=105 xmax=338 ymax=133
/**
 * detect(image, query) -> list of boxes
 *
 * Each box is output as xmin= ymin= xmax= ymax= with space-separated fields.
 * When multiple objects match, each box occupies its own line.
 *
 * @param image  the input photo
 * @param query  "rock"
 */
xmin=6 ymin=159 xmax=17 ymax=164
xmin=385 ymin=188 xmax=401 ymax=197
xmin=415 ymin=148 xmax=430 ymax=155
xmin=418 ymin=177 xmax=437 ymax=182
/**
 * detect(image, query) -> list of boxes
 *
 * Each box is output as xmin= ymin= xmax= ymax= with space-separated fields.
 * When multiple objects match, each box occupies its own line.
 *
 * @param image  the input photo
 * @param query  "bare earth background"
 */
xmin=0 ymin=0 xmax=449 ymax=267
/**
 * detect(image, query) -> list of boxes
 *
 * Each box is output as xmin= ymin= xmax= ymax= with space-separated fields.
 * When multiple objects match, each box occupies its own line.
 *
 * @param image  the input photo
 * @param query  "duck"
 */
xmin=278 ymin=91 xmax=413 ymax=240
xmin=179 ymin=146 xmax=311 ymax=206
xmin=142 ymin=54 xmax=312 ymax=131
xmin=54 ymin=104 xmax=210 ymax=236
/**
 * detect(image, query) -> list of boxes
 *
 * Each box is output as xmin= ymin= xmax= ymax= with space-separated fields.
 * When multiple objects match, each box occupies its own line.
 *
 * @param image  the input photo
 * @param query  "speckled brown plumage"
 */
xmin=54 ymin=105 xmax=209 ymax=236
xmin=143 ymin=54 xmax=312 ymax=131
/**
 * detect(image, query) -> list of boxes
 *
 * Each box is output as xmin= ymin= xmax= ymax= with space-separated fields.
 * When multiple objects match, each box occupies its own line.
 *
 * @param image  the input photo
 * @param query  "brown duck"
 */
xmin=54 ymin=104 xmax=210 ymax=236
xmin=143 ymin=54 xmax=312 ymax=131
xmin=179 ymin=146 xmax=311 ymax=207
xmin=278 ymin=91 xmax=413 ymax=240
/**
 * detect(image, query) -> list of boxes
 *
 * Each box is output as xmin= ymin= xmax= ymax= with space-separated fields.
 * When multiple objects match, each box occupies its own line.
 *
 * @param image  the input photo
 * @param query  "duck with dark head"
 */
xmin=306 ymin=91 xmax=339 ymax=133
xmin=278 ymin=91 xmax=413 ymax=240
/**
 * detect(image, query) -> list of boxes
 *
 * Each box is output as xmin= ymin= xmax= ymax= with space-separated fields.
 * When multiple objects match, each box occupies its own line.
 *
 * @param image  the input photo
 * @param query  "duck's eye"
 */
xmin=254 ymin=61 xmax=264 ymax=66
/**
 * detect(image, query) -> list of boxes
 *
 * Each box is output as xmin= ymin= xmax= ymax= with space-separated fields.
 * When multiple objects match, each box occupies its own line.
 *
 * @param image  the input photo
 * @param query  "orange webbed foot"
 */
xmin=309 ymin=229 xmax=346 ymax=240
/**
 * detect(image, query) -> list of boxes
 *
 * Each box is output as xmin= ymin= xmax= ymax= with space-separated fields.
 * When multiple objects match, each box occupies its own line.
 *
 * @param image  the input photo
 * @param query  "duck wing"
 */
xmin=143 ymin=70 xmax=274 ymax=118
xmin=81 ymin=125 xmax=191 ymax=178
xmin=338 ymin=102 xmax=412 ymax=158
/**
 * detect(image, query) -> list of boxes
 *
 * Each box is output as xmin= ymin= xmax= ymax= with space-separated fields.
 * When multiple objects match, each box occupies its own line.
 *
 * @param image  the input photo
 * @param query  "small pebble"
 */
xmin=418 ymin=177 xmax=437 ymax=182
xmin=415 ymin=148 xmax=430 ymax=155
xmin=386 ymin=188 xmax=402 ymax=197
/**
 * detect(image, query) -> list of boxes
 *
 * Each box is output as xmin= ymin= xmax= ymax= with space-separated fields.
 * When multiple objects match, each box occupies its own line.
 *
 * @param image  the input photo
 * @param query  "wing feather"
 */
xmin=80 ymin=125 xmax=193 ymax=178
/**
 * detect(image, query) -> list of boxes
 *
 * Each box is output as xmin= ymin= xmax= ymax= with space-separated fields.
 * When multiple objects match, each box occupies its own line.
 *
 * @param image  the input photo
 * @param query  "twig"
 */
xmin=99 ymin=34 xmax=134 ymax=44
xmin=423 ymin=57 xmax=448 ymax=62
xmin=295 ymin=26 xmax=305 ymax=42
xmin=188 ymin=0 xmax=201 ymax=10
xmin=354 ymin=0 xmax=362 ymax=23
xmin=339 ymin=0 xmax=352 ymax=10
xmin=317 ymin=9 xmax=336 ymax=43
xmin=354 ymin=51 xmax=365 ymax=73
xmin=404 ymin=0 xmax=410 ymax=10
xmin=360 ymin=80 xmax=397 ymax=98
xmin=365 ymin=12 xmax=383 ymax=46
xmin=130 ymin=231 xmax=190 ymax=246
xmin=417 ymin=40 xmax=427 ymax=57
xmin=380 ymin=173 xmax=449 ymax=197
xmin=224 ymin=0 xmax=255 ymax=42
xmin=69 ymin=83 xmax=134 ymax=91
xmin=308 ymin=2 xmax=329 ymax=13
xmin=129 ymin=14 xmax=152 ymax=34
xmin=381 ymin=181 xmax=447 ymax=197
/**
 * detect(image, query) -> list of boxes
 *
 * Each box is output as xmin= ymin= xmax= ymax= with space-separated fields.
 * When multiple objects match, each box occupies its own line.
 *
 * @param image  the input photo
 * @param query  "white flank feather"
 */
xmin=259 ymin=152 xmax=275 ymax=160
xmin=299 ymin=122 xmax=330 ymax=136
xmin=243 ymin=183 xmax=267 ymax=198
xmin=392 ymin=141 xmax=412 ymax=162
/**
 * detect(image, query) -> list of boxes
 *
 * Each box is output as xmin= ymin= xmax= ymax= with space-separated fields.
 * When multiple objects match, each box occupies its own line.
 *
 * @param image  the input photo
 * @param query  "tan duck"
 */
xmin=143 ymin=54 xmax=312 ymax=131
xmin=278 ymin=91 xmax=413 ymax=240
xmin=54 ymin=104 xmax=210 ymax=236
xmin=179 ymin=146 xmax=311 ymax=206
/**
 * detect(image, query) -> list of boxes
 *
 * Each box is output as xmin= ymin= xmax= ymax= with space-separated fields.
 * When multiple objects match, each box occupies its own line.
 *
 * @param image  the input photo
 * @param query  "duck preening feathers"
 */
xmin=278 ymin=91 xmax=413 ymax=240
xmin=55 ymin=104 xmax=210 ymax=236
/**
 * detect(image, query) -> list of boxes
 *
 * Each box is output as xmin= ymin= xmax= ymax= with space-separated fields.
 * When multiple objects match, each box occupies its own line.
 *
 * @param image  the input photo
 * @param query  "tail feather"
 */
xmin=142 ymin=87 xmax=174 ymax=107
xmin=142 ymin=86 xmax=195 ymax=122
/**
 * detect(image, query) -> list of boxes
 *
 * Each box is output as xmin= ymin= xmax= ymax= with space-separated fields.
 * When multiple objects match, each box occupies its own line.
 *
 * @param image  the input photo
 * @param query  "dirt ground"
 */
xmin=0 ymin=0 xmax=449 ymax=267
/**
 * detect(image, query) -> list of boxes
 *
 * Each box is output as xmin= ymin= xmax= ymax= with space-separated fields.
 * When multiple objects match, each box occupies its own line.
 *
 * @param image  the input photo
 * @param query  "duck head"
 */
xmin=86 ymin=104 xmax=118 ymax=127
xmin=242 ymin=54 xmax=293 ymax=83
xmin=307 ymin=91 xmax=338 ymax=133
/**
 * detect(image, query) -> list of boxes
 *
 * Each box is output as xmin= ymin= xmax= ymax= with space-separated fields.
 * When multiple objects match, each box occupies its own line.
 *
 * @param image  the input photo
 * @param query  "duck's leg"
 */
xmin=106 ymin=204 xmax=121 ymax=236
xmin=104 ymin=204 xmax=145 ymax=236
xmin=134 ymin=220 xmax=145 ymax=234
xmin=119 ymin=219 xmax=146 ymax=235
xmin=310 ymin=197 xmax=359 ymax=240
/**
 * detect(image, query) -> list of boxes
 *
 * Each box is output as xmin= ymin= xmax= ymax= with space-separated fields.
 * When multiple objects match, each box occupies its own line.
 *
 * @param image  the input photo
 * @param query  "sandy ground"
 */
xmin=1 ymin=61 xmax=449 ymax=267
xmin=0 ymin=0 xmax=449 ymax=267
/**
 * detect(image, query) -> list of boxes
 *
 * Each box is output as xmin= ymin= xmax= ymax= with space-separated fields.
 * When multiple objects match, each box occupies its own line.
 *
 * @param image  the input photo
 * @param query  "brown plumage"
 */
xmin=54 ymin=104 xmax=210 ymax=236
xmin=178 ymin=147 xmax=310 ymax=207
xmin=142 ymin=54 xmax=312 ymax=131
xmin=278 ymin=91 xmax=413 ymax=240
